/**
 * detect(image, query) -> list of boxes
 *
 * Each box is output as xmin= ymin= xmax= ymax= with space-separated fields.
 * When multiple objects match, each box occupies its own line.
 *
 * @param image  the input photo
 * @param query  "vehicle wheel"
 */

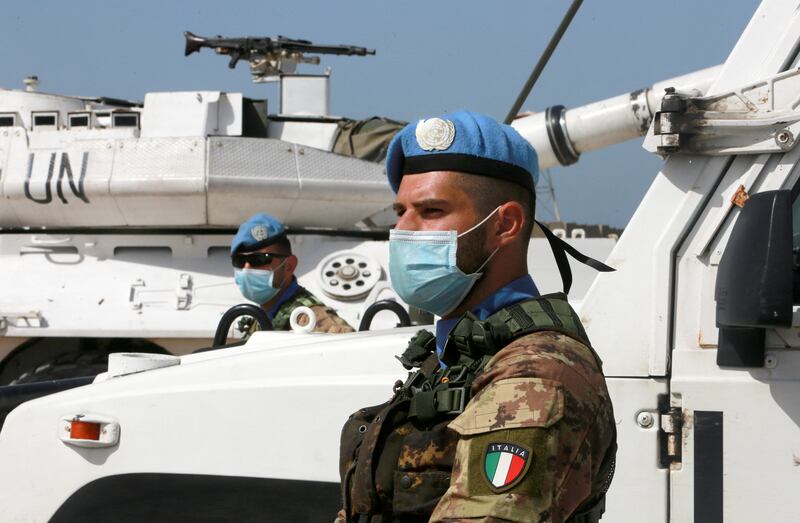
xmin=3 ymin=338 xmax=168 ymax=385
xmin=10 ymin=351 xmax=110 ymax=384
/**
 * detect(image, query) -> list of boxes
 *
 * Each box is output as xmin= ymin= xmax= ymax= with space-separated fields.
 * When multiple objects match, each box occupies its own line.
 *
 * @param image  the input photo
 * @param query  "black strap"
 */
xmin=567 ymin=427 xmax=617 ymax=523
xmin=536 ymin=220 xmax=615 ymax=294
xmin=567 ymin=496 xmax=606 ymax=523
xmin=395 ymin=330 xmax=436 ymax=370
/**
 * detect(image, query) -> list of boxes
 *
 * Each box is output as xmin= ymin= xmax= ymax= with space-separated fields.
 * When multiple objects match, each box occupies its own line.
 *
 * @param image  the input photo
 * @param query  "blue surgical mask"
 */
xmin=389 ymin=208 xmax=500 ymax=317
xmin=234 ymin=261 xmax=287 ymax=304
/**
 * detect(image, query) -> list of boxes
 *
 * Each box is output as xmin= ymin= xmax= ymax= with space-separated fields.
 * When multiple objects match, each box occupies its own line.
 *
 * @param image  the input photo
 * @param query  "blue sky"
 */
xmin=1 ymin=0 xmax=759 ymax=227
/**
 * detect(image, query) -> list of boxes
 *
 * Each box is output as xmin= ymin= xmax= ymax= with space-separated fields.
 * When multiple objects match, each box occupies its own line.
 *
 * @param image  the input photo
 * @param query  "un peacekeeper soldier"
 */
xmin=231 ymin=213 xmax=354 ymax=334
xmin=337 ymin=111 xmax=616 ymax=522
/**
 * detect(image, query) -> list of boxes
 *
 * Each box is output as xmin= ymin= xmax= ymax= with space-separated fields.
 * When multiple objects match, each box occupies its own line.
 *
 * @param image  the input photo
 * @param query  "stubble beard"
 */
xmin=456 ymin=231 xmax=492 ymax=275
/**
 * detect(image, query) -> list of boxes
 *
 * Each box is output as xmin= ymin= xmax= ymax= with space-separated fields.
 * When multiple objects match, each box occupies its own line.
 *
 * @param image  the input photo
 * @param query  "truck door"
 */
xmin=670 ymin=182 xmax=800 ymax=522
xmin=581 ymin=2 xmax=800 ymax=521
xmin=667 ymin=3 xmax=800 ymax=521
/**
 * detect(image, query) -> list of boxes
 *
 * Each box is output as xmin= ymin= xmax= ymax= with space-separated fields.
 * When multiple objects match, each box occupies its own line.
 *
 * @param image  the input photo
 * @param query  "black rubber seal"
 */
xmin=51 ymin=473 xmax=341 ymax=522
xmin=545 ymin=105 xmax=579 ymax=166
xmin=694 ymin=411 xmax=723 ymax=523
xmin=403 ymin=153 xmax=533 ymax=192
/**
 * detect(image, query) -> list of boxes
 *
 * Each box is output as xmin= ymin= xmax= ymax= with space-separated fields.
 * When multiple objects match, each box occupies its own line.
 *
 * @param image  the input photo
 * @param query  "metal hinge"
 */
xmin=643 ymin=68 xmax=800 ymax=157
xmin=0 ymin=311 xmax=46 ymax=332
xmin=658 ymin=393 xmax=683 ymax=469
xmin=175 ymin=273 xmax=193 ymax=310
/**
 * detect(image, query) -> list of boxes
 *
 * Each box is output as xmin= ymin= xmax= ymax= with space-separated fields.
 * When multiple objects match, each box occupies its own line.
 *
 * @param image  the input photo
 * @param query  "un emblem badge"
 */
xmin=415 ymin=118 xmax=456 ymax=151
xmin=250 ymin=225 xmax=269 ymax=241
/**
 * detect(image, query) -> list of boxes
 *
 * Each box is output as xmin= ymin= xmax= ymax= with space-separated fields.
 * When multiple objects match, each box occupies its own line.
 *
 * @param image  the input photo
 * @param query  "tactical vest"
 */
xmin=239 ymin=287 xmax=325 ymax=337
xmin=339 ymin=293 xmax=616 ymax=523
xmin=271 ymin=287 xmax=325 ymax=331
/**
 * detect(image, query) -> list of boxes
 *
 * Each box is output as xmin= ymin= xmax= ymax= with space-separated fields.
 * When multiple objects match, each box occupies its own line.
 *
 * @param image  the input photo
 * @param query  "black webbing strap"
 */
xmin=395 ymin=329 xmax=436 ymax=370
xmin=567 ymin=496 xmax=606 ymax=523
xmin=567 ymin=425 xmax=617 ymax=523
xmin=535 ymin=220 xmax=615 ymax=294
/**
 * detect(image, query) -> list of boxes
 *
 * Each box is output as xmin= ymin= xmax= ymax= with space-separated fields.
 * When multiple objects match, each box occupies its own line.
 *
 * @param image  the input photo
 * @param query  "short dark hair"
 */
xmin=456 ymin=172 xmax=535 ymax=240
xmin=270 ymin=235 xmax=292 ymax=254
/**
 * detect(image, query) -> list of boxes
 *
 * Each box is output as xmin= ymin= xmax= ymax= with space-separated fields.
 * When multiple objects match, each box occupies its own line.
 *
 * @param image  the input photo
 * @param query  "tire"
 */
xmin=10 ymin=351 xmax=110 ymax=385
xmin=3 ymin=338 xmax=168 ymax=385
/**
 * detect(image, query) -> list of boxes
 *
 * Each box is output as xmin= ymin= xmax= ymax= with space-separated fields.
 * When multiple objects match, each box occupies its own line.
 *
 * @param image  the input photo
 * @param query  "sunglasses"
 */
xmin=231 ymin=252 xmax=288 ymax=269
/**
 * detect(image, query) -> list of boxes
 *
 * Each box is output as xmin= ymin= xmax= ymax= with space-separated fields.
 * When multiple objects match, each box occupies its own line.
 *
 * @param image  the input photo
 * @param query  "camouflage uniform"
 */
xmin=430 ymin=331 xmax=615 ymax=522
xmin=338 ymin=295 xmax=615 ymax=523
xmin=247 ymin=286 xmax=353 ymax=335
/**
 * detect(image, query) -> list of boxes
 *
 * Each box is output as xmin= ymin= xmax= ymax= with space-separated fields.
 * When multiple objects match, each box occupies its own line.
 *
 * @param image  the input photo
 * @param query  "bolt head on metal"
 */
xmin=636 ymin=411 xmax=654 ymax=428
xmin=765 ymin=354 xmax=778 ymax=369
xmin=338 ymin=266 xmax=358 ymax=280
xmin=775 ymin=130 xmax=794 ymax=150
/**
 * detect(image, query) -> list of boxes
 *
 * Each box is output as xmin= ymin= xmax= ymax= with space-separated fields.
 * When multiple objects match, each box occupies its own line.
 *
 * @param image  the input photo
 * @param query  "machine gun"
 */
xmin=184 ymin=31 xmax=375 ymax=82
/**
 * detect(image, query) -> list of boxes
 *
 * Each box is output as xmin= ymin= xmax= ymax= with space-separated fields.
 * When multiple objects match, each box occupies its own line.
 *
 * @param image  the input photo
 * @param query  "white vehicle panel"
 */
xmin=0 ymin=328 xmax=413 ymax=521
xmin=603 ymin=378 xmax=669 ymax=521
xmin=140 ymin=92 xmax=243 ymax=138
xmin=110 ymin=137 xmax=207 ymax=225
xmin=670 ymin=349 xmax=800 ymax=522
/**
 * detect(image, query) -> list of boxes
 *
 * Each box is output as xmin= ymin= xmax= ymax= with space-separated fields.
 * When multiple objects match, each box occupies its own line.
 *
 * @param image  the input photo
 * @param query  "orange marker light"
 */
xmin=70 ymin=419 xmax=101 ymax=440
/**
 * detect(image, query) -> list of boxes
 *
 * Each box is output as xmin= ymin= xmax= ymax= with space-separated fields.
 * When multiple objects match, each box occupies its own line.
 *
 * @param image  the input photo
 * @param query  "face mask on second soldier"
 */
xmin=234 ymin=259 xmax=288 ymax=304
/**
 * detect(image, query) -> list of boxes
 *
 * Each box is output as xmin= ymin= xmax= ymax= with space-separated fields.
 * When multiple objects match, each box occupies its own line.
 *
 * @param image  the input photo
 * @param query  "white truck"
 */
xmin=1 ymin=0 xmax=799 ymax=521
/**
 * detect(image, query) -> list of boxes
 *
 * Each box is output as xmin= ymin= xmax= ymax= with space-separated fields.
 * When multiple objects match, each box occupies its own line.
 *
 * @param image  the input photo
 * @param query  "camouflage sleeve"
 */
xmin=309 ymin=305 xmax=355 ymax=334
xmin=430 ymin=332 xmax=614 ymax=523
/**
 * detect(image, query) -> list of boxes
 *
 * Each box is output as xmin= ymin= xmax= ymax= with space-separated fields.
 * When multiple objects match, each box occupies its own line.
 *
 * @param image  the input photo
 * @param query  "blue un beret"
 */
xmin=386 ymin=110 xmax=539 ymax=194
xmin=231 ymin=213 xmax=287 ymax=255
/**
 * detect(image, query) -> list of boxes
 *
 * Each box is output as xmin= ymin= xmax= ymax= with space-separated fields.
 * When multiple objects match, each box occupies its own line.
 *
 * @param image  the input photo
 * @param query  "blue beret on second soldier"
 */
xmin=385 ymin=110 xmax=539 ymax=194
xmin=231 ymin=213 xmax=287 ymax=255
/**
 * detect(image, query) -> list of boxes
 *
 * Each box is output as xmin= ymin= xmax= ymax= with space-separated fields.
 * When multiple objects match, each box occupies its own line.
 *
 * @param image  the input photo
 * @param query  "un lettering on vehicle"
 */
xmin=24 ymin=151 xmax=90 ymax=204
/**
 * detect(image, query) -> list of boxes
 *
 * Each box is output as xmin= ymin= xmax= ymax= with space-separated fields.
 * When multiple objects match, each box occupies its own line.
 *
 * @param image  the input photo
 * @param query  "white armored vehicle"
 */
xmin=0 ymin=33 xmax=411 ymax=385
xmin=2 ymin=0 xmax=800 ymax=521
xmin=0 ymin=32 xmax=615 ymax=386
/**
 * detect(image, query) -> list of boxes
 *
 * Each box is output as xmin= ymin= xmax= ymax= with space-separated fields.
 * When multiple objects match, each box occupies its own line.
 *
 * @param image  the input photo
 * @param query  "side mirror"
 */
xmin=715 ymin=189 xmax=794 ymax=367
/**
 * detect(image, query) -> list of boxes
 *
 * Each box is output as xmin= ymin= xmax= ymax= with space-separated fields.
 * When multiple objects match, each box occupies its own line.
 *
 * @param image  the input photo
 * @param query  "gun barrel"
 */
xmin=184 ymin=31 xmax=375 ymax=59
xmin=184 ymin=31 xmax=207 ymax=56
xmin=284 ymin=43 xmax=376 ymax=56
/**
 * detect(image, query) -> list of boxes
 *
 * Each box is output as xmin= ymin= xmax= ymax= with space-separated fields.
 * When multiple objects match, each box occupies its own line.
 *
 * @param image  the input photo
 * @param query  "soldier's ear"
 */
xmin=496 ymin=201 xmax=525 ymax=247
xmin=286 ymin=254 xmax=299 ymax=275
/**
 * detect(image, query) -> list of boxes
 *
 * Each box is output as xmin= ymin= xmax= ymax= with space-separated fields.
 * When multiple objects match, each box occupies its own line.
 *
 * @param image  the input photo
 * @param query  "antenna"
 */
xmin=503 ymin=0 xmax=583 ymax=124
xmin=535 ymin=169 xmax=562 ymax=222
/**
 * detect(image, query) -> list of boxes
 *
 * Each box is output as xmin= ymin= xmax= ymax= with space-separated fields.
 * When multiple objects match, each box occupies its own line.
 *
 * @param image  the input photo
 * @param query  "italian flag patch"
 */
xmin=484 ymin=442 xmax=531 ymax=491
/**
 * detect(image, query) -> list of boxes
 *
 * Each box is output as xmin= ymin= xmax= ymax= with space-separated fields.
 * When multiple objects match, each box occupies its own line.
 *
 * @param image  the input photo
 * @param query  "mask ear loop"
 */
xmin=457 ymin=206 xmax=502 ymax=238
xmin=271 ymin=257 xmax=290 ymax=288
xmin=458 ymin=206 xmax=503 ymax=275
xmin=473 ymin=246 xmax=500 ymax=274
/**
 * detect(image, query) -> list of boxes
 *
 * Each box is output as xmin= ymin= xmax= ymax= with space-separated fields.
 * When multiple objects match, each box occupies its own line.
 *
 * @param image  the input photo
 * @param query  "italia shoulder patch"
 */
xmin=483 ymin=442 xmax=531 ymax=492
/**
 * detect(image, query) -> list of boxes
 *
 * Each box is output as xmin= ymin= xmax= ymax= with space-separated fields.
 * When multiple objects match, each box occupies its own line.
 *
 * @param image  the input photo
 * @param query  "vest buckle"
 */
xmin=436 ymin=387 xmax=467 ymax=415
